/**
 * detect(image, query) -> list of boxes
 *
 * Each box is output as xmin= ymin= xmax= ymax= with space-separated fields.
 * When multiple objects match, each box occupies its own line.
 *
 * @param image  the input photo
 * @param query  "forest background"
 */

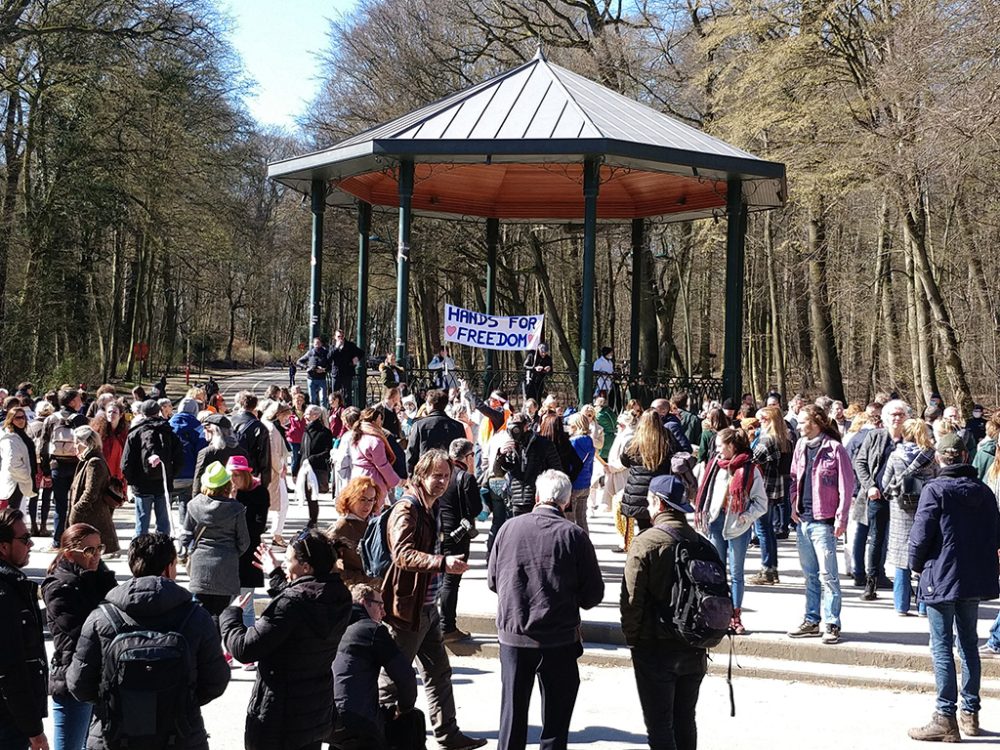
xmin=1 ymin=0 xmax=998 ymax=413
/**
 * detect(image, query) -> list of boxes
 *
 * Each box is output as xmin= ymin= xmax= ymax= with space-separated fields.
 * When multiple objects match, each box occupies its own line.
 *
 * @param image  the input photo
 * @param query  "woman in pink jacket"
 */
xmin=348 ymin=407 xmax=400 ymax=510
xmin=787 ymin=404 xmax=855 ymax=646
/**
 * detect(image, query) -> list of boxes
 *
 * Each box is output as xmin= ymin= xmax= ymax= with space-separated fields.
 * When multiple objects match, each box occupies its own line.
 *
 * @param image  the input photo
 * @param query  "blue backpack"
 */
xmin=360 ymin=496 xmax=419 ymax=579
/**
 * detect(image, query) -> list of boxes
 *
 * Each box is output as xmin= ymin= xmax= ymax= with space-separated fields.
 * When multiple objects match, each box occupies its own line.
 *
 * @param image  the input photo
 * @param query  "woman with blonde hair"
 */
xmin=749 ymin=405 xmax=792 ymax=585
xmin=327 ymin=476 xmax=380 ymax=586
xmin=882 ymin=418 xmax=936 ymax=614
xmin=566 ymin=412 xmax=595 ymax=531
xmin=607 ymin=411 xmax=638 ymax=549
xmin=620 ymin=409 xmax=674 ymax=546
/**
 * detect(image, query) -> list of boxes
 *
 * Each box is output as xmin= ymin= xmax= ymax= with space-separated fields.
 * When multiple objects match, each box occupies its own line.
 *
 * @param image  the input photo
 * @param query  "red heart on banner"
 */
xmin=526 ymin=335 xmax=535 ymax=347
xmin=445 ymin=325 xmax=457 ymax=336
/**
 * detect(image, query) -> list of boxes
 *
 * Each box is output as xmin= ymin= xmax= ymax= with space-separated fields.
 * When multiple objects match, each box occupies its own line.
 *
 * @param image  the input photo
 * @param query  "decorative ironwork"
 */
xmin=362 ymin=368 xmax=723 ymax=411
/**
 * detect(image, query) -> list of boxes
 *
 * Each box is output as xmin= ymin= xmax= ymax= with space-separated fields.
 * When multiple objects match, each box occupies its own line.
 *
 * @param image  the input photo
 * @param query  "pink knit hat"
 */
xmin=226 ymin=455 xmax=252 ymax=473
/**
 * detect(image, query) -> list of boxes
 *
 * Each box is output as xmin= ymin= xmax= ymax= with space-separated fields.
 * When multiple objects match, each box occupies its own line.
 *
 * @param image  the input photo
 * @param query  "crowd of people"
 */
xmin=1 ymin=366 xmax=999 ymax=749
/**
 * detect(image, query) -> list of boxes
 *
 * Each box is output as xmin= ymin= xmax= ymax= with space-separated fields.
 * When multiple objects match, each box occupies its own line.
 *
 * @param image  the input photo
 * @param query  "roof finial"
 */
xmin=534 ymin=39 xmax=546 ymax=61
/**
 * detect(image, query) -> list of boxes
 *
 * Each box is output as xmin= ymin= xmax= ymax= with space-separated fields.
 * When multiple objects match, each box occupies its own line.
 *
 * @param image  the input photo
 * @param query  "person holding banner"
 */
xmin=523 ymin=344 xmax=553 ymax=403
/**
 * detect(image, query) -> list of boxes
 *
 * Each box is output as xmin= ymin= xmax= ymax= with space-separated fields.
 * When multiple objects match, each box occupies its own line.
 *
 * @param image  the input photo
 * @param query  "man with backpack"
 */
xmin=378 ymin=449 xmax=485 ymax=750
xmin=66 ymin=533 xmax=230 ymax=750
xmin=488 ymin=469 xmax=604 ymax=750
xmin=229 ymin=391 xmax=272 ymax=481
xmin=621 ymin=474 xmax=721 ymax=750
xmin=40 ymin=388 xmax=88 ymax=548
xmin=121 ymin=399 xmax=184 ymax=537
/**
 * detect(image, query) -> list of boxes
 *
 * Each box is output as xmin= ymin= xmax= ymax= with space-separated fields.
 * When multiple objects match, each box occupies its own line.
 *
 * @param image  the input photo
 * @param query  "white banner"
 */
xmin=443 ymin=304 xmax=544 ymax=351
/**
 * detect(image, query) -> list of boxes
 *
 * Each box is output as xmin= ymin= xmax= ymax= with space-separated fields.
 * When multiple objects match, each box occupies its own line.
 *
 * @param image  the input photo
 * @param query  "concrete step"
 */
xmin=454 ymin=612 xmax=1000 ymax=679
xmin=445 ymin=635 xmax=1000 ymax=698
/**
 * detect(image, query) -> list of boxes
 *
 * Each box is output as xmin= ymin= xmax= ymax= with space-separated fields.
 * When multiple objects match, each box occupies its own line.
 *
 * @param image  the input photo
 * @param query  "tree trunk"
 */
xmin=903 ymin=195 xmax=974 ymax=413
xmin=806 ymin=207 xmax=845 ymax=401
xmin=527 ymin=231 xmax=577 ymax=372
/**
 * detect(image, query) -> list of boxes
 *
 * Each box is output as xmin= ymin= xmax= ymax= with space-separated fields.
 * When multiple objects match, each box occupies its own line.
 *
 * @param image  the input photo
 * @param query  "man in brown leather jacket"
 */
xmin=378 ymin=449 xmax=485 ymax=750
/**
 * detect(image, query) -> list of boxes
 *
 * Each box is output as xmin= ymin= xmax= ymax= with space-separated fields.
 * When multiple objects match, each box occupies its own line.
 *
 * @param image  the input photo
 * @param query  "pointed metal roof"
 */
xmin=269 ymin=55 xmax=786 ymax=222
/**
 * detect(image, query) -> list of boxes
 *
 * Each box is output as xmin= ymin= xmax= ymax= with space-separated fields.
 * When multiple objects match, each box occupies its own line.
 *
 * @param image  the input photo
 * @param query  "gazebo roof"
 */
xmin=269 ymin=51 xmax=786 ymax=222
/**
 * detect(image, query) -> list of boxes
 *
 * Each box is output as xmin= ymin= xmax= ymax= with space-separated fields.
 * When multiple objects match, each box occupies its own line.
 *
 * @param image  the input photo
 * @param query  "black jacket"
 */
xmin=236 ymin=481 xmax=270 ymax=588
xmin=405 ymin=411 xmax=465 ymax=475
xmin=120 ymin=417 xmax=185 ymax=495
xmin=497 ymin=432 xmax=562 ymax=512
xmin=221 ymin=569 xmax=352 ymax=750
xmin=438 ymin=466 xmax=482 ymax=556
xmin=621 ymin=448 xmax=673 ymax=520
xmin=231 ymin=411 xmax=273 ymax=480
xmin=41 ymin=559 xmax=117 ymax=698
xmin=302 ymin=419 xmax=334 ymax=475
xmin=67 ymin=576 xmax=230 ymax=750
xmin=0 ymin=561 xmax=48 ymax=738
xmin=329 ymin=341 xmax=363 ymax=383
xmin=332 ymin=605 xmax=417 ymax=725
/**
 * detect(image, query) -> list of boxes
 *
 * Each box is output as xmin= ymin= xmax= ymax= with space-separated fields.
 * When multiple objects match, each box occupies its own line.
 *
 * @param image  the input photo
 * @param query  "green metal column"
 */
xmin=395 ymin=159 xmax=414 ymax=367
xmin=723 ymin=176 xmax=748 ymax=401
xmin=308 ymin=179 xmax=325 ymax=341
xmin=629 ymin=218 xmax=643 ymax=379
xmin=484 ymin=217 xmax=499 ymax=396
xmin=578 ymin=157 xmax=600 ymax=405
xmin=355 ymin=201 xmax=372 ymax=407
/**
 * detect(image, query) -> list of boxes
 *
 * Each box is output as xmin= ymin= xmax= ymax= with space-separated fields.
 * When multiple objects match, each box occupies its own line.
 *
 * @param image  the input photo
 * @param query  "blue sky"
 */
xmin=218 ymin=0 xmax=358 ymax=130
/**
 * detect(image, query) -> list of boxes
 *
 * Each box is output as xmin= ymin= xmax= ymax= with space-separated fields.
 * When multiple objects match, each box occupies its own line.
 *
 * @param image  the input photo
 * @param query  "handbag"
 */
xmin=895 ymin=473 xmax=923 ymax=511
xmin=104 ymin=476 xmax=125 ymax=508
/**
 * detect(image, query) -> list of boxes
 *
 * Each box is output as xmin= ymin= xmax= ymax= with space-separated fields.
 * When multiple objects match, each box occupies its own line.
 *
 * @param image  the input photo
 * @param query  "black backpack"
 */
xmin=654 ymin=524 xmax=733 ymax=649
xmin=97 ymin=602 xmax=198 ymax=750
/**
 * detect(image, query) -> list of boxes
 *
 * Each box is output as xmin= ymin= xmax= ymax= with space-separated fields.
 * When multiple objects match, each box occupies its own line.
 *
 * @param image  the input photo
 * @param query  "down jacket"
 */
xmin=221 ymin=569 xmax=352 ymax=750
xmin=67 ymin=576 xmax=231 ymax=750
xmin=0 ymin=560 xmax=48 ymax=739
xmin=495 ymin=432 xmax=562 ymax=512
xmin=620 ymin=448 xmax=672 ymax=521
xmin=41 ymin=558 xmax=117 ymax=698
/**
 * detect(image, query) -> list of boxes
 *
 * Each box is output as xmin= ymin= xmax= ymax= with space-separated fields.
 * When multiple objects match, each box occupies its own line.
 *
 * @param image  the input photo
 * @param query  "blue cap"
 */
xmin=648 ymin=475 xmax=693 ymax=514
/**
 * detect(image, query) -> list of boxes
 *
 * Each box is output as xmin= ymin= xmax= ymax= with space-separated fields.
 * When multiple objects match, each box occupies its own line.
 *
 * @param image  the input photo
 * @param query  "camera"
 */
xmin=448 ymin=518 xmax=479 ymax=543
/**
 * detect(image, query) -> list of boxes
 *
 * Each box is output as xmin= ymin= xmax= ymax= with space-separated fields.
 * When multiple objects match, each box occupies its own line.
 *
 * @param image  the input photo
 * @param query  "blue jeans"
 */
xmin=134 ymin=493 xmax=171 ymax=537
xmin=866 ymin=498 xmax=890 ymax=576
xmin=851 ymin=519 xmax=869 ymax=581
xmin=894 ymin=567 xmax=913 ymax=614
xmin=308 ymin=377 xmax=327 ymax=406
xmin=53 ymin=692 xmax=93 ymax=750
xmin=774 ymin=483 xmax=792 ymax=534
xmin=796 ymin=521 xmax=842 ymax=628
xmin=754 ymin=505 xmax=778 ymax=570
xmin=926 ymin=599 xmax=981 ymax=717
xmin=707 ymin=514 xmax=751 ymax=608
xmin=51 ymin=462 xmax=75 ymax=546
xmin=171 ymin=480 xmax=193 ymax=528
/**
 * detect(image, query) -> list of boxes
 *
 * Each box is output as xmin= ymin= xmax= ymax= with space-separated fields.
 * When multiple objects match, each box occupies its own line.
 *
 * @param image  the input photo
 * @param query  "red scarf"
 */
xmin=694 ymin=451 xmax=756 ymax=516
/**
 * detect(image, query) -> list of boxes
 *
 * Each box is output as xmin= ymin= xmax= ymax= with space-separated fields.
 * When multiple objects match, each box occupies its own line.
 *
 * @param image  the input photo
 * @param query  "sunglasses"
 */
xmin=293 ymin=529 xmax=312 ymax=560
xmin=367 ymin=598 xmax=386 ymax=608
xmin=72 ymin=544 xmax=106 ymax=557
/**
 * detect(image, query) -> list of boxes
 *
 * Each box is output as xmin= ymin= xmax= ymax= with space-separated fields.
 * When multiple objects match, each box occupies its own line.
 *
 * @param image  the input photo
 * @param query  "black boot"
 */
xmin=862 ymin=576 xmax=878 ymax=601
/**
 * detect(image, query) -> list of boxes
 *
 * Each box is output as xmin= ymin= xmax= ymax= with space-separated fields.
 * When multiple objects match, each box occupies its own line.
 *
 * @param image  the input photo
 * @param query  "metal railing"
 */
xmin=362 ymin=368 xmax=723 ymax=410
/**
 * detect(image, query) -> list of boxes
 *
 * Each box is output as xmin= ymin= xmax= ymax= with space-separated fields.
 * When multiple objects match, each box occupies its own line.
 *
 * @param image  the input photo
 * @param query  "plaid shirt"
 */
xmin=752 ymin=434 xmax=787 ymax=502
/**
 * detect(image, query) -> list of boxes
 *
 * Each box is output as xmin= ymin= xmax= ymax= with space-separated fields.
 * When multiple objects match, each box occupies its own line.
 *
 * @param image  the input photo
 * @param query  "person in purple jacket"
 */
xmin=487 ymin=469 xmax=604 ymax=750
